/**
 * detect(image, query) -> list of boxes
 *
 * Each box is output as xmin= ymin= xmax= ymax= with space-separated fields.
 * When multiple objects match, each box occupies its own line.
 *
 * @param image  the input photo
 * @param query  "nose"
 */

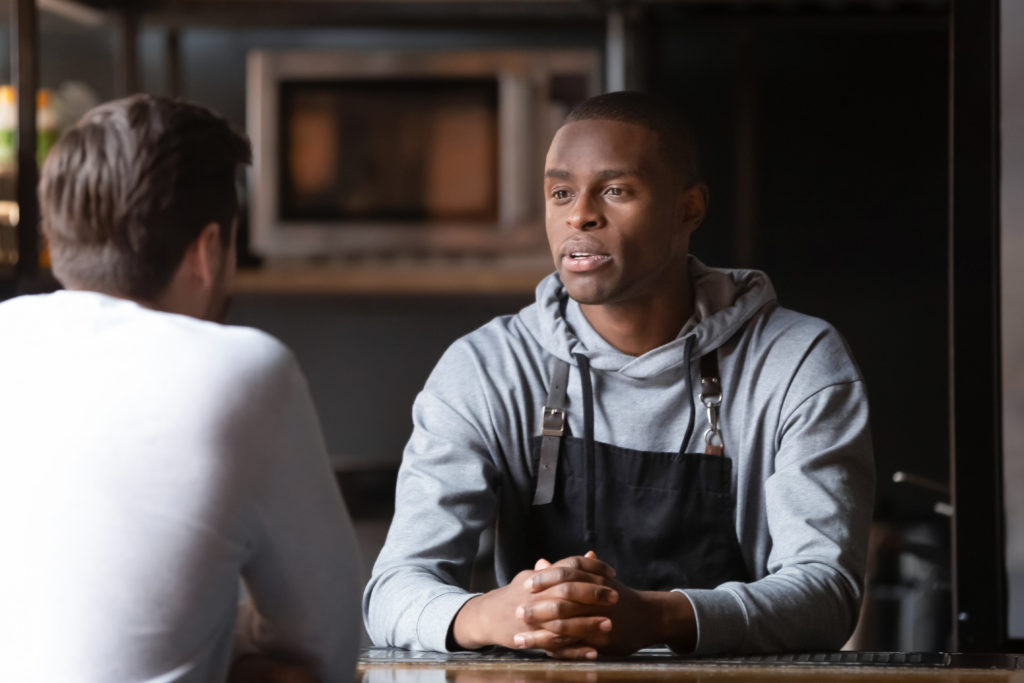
xmin=567 ymin=192 xmax=602 ymax=231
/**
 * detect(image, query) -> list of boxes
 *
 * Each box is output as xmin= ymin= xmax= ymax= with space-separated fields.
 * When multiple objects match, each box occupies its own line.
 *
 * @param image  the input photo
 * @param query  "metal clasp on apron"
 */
xmin=699 ymin=355 xmax=725 ymax=456
xmin=702 ymin=389 xmax=723 ymax=450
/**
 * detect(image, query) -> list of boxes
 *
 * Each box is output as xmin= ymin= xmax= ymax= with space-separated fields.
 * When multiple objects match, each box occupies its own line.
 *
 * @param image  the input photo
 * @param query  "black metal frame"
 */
xmin=12 ymin=0 xmax=37 ymax=290
xmin=948 ymin=0 xmax=1017 ymax=653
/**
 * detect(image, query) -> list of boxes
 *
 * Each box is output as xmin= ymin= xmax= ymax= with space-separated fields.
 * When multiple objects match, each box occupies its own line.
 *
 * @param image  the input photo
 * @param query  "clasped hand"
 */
xmin=453 ymin=551 xmax=663 ymax=660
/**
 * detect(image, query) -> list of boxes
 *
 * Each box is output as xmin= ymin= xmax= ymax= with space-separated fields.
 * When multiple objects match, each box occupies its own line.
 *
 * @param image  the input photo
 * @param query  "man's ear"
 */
xmin=678 ymin=182 xmax=709 ymax=233
xmin=186 ymin=222 xmax=222 ymax=290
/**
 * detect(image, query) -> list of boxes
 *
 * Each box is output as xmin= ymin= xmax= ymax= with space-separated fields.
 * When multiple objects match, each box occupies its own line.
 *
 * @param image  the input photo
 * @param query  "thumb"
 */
xmin=534 ymin=558 xmax=552 ymax=570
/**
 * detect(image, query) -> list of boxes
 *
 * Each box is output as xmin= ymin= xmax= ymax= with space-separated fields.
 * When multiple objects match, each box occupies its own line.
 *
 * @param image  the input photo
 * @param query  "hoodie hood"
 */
xmin=520 ymin=255 xmax=777 ymax=381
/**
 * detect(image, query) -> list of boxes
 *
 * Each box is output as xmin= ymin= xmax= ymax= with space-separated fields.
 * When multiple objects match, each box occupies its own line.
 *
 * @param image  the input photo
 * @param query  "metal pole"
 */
xmin=118 ymin=10 xmax=140 ymax=96
xmin=606 ymin=8 xmax=626 ymax=93
xmin=949 ymin=0 xmax=1005 ymax=652
xmin=165 ymin=28 xmax=182 ymax=99
xmin=13 ymin=0 xmax=38 ymax=287
xmin=605 ymin=5 xmax=644 ymax=93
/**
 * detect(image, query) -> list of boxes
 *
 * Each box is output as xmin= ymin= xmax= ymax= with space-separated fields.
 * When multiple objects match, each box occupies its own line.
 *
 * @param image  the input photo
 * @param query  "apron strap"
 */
xmin=532 ymin=358 xmax=570 ymax=506
xmin=699 ymin=351 xmax=725 ymax=456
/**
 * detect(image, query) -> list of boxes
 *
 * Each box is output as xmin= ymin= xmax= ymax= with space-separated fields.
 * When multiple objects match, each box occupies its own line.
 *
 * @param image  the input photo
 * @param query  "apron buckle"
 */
xmin=541 ymin=406 xmax=566 ymax=437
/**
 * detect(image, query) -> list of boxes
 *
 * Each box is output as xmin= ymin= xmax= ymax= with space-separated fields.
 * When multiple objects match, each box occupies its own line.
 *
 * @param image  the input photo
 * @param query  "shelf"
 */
xmin=232 ymin=257 xmax=554 ymax=296
xmin=59 ymin=0 xmax=608 ymax=28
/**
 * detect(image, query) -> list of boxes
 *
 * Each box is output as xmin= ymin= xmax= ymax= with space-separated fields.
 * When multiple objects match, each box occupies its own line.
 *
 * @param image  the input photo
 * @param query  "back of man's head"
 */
xmin=38 ymin=94 xmax=251 ymax=301
xmin=565 ymin=90 xmax=701 ymax=187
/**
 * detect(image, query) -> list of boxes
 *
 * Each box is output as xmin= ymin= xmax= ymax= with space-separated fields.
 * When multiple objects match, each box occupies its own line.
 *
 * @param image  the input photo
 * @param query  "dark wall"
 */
xmin=646 ymin=7 xmax=950 ymax=520
xmin=227 ymin=293 xmax=532 ymax=464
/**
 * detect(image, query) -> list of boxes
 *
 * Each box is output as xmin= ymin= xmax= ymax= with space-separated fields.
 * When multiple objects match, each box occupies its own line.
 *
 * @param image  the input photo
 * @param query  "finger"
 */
xmin=546 ymin=646 xmax=600 ymax=661
xmin=528 ymin=567 xmax=614 ymax=592
xmin=513 ymin=625 xmax=608 ymax=656
xmin=551 ymin=554 xmax=616 ymax=580
xmin=516 ymin=609 xmax=613 ymax=636
xmin=513 ymin=568 xmax=537 ymax=584
xmin=514 ymin=619 xmax=610 ymax=650
xmin=530 ymin=581 xmax=619 ymax=610
xmin=534 ymin=558 xmax=552 ymax=571
xmin=517 ymin=598 xmax=587 ymax=624
xmin=513 ymin=629 xmax=579 ymax=651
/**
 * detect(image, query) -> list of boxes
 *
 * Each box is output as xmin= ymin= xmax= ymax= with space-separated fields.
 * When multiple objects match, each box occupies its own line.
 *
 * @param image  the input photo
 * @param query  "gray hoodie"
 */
xmin=363 ymin=256 xmax=874 ymax=655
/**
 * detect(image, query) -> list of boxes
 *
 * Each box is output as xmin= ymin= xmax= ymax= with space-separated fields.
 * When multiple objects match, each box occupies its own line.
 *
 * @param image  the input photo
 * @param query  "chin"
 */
xmin=558 ymin=266 xmax=621 ymax=306
xmin=562 ymin=280 xmax=612 ymax=306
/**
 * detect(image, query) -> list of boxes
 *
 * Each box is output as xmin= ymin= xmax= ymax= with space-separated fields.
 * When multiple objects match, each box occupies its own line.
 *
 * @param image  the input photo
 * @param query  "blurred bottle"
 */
xmin=0 ymin=85 xmax=16 ymax=176
xmin=36 ymin=89 xmax=57 ymax=269
xmin=0 ymin=86 xmax=16 ymax=266
xmin=36 ymin=89 xmax=58 ymax=170
xmin=0 ymin=85 xmax=68 ymax=269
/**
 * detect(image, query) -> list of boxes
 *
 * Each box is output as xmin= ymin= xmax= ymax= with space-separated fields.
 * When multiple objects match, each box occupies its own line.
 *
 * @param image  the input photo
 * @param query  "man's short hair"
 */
xmin=565 ymin=90 xmax=701 ymax=186
xmin=38 ymin=94 xmax=251 ymax=301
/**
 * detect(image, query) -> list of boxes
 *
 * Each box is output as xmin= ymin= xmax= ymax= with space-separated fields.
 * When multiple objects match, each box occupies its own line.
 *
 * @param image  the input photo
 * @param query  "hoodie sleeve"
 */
xmin=363 ymin=340 xmax=503 ymax=651
xmin=681 ymin=331 xmax=875 ymax=655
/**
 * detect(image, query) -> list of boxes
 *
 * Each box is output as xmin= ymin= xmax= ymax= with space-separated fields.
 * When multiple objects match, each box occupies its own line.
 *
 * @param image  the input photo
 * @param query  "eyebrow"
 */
xmin=544 ymin=168 xmax=639 ymax=180
xmin=595 ymin=169 xmax=636 ymax=180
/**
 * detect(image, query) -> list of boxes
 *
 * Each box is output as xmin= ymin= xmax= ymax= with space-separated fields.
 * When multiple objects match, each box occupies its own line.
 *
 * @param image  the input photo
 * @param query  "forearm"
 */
xmin=364 ymin=377 xmax=503 ymax=651
xmin=363 ymin=564 xmax=479 ymax=651
xmin=698 ymin=377 xmax=871 ymax=654
xmin=690 ymin=565 xmax=860 ymax=654
xmin=641 ymin=590 xmax=698 ymax=653
xmin=451 ymin=595 xmax=492 ymax=650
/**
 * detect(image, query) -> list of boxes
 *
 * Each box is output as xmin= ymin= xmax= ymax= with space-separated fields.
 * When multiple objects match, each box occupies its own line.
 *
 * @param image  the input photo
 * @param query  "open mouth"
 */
xmin=563 ymin=252 xmax=611 ymax=272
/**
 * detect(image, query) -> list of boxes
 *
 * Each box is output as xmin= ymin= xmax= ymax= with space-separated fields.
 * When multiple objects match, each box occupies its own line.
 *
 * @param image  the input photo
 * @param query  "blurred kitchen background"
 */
xmin=0 ymin=0 xmax=1019 ymax=654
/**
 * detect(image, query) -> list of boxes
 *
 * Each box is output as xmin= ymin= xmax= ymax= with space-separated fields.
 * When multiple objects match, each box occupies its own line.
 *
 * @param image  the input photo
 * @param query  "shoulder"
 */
xmin=421 ymin=308 xmax=547 ymax=419
xmin=749 ymin=304 xmax=858 ymax=373
xmin=0 ymin=291 xmax=64 ymax=322
xmin=152 ymin=319 xmax=318 ymax=466
xmin=165 ymin=316 xmax=302 ymax=394
xmin=733 ymin=304 xmax=864 ymax=414
xmin=192 ymin=320 xmax=295 ymax=370
xmin=432 ymin=310 xmax=539 ymax=375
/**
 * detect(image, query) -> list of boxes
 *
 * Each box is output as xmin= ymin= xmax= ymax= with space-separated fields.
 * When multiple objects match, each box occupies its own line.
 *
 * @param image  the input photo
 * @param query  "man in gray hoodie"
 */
xmin=363 ymin=91 xmax=874 ymax=659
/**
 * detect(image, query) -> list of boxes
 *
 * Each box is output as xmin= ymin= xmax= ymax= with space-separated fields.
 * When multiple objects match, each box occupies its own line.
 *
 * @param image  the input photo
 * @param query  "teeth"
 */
xmin=571 ymin=253 xmax=591 ymax=258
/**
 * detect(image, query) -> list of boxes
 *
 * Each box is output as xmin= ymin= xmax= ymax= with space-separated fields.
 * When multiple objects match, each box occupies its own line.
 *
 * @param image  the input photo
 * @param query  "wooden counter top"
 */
xmin=358 ymin=647 xmax=1024 ymax=682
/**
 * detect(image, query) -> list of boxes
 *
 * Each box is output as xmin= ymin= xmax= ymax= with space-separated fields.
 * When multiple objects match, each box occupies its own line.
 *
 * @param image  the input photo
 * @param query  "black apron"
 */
xmin=519 ymin=352 xmax=750 ymax=591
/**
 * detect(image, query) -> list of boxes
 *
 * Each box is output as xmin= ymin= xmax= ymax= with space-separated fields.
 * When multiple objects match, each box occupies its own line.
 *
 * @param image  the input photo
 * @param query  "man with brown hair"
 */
xmin=0 ymin=94 xmax=361 ymax=682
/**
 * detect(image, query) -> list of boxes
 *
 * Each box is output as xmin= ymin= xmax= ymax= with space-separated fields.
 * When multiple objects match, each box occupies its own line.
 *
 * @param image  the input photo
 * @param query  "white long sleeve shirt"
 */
xmin=0 ymin=290 xmax=362 ymax=682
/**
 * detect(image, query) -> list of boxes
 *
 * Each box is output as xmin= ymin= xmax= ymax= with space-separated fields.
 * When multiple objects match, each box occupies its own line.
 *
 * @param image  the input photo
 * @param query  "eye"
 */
xmin=550 ymin=188 xmax=572 ymax=201
xmin=604 ymin=186 xmax=623 ymax=197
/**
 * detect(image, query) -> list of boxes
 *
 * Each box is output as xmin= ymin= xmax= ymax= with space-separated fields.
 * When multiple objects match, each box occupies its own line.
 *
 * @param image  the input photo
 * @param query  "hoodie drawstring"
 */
xmin=573 ymin=353 xmax=598 ymax=546
xmin=680 ymin=335 xmax=697 ymax=455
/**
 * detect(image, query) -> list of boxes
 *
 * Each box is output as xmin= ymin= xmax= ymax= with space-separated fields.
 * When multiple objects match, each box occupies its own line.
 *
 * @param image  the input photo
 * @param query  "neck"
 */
xmin=578 ymin=268 xmax=694 ymax=357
